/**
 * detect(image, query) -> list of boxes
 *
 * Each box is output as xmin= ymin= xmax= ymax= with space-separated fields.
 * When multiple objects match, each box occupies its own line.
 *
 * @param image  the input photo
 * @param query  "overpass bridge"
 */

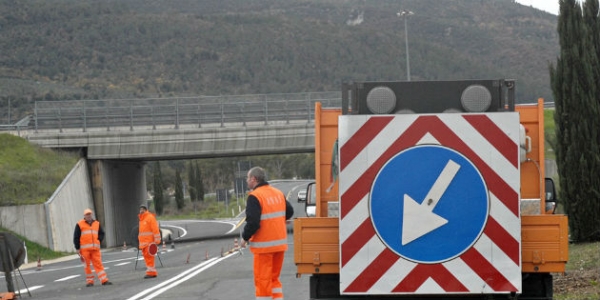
xmin=1 ymin=92 xmax=342 ymax=251
xmin=24 ymin=91 xmax=342 ymax=159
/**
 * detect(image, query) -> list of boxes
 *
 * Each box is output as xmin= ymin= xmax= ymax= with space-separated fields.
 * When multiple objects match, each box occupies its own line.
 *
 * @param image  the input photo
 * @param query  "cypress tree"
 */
xmin=153 ymin=161 xmax=165 ymax=215
xmin=175 ymin=169 xmax=184 ymax=210
xmin=550 ymin=0 xmax=600 ymax=242
xmin=196 ymin=162 xmax=205 ymax=202
xmin=188 ymin=161 xmax=197 ymax=202
xmin=581 ymin=0 xmax=600 ymax=242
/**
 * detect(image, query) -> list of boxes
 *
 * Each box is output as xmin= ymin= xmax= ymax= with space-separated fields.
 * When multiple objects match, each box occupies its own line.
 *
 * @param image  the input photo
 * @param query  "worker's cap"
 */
xmin=83 ymin=208 xmax=93 ymax=216
xmin=139 ymin=204 xmax=148 ymax=210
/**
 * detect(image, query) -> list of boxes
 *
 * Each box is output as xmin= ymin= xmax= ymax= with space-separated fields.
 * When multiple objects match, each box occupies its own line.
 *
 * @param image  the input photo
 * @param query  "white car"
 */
xmin=297 ymin=189 xmax=307 ymax=202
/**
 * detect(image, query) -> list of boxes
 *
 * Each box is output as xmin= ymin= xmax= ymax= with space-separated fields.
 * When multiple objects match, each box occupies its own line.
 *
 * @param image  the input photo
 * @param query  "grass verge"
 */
xmin=0 ymin=133 xmax=79 ymax=205
xmin=554 ymin=242 xmax=600 ymax=299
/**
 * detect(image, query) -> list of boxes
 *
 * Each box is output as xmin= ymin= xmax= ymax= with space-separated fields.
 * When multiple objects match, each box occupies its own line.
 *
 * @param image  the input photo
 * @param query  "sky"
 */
xmin=516 ymin=0 xmax=559 ymax=15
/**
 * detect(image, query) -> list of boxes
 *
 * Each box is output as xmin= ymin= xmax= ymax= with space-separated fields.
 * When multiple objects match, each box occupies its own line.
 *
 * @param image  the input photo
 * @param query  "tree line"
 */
xmin=147 ymin=154 xmax=313 ymax=215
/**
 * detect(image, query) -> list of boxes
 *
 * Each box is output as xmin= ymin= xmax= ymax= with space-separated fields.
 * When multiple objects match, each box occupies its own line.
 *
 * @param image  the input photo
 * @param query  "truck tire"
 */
xmin=310 ymin=274 xmax=341 ymax=299
xmin=520 ymin=273 xmax=553 ymax=299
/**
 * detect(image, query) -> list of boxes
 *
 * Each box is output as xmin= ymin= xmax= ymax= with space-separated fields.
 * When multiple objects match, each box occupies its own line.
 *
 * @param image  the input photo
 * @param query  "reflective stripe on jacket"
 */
xmin=78 ymin=219 xmax=101 ymax=250
xmin=139 ymin=211 xmax=160 ymax=249
xmin=248 ymin=185 xmax=288 ymax=254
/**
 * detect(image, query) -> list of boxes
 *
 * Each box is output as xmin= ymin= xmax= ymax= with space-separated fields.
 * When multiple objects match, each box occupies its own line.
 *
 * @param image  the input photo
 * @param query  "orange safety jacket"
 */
xmin=139 ymin=211 xmax=161 ymax=249
xmin=248 ymin=185 xmax=288 ymax=254
xmin=77 ymin=219 xmax=101 ymax=250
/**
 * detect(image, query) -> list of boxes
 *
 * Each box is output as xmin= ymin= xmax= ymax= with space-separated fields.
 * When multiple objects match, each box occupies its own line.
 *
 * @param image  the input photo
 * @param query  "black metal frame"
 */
xmin=134 ymin=246 xmax=164 ymax=270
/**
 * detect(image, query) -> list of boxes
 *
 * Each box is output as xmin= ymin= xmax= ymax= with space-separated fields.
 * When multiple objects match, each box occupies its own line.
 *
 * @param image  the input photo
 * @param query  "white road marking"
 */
xmin=126 ymin=252 xmax=239 ymax=300
xmin=160 ymin=224 xmax=188 ymax=238
xmin=19 ymin=285 xmax=44 ymax=293
xmin=55 ymin=275 xmax=80 ymax=282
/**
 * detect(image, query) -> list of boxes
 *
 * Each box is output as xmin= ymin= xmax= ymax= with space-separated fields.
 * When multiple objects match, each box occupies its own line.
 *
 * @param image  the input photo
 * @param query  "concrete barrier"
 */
xmin=0 ymin=204 xmax=47 ymax=247
xmin=45 ymin=159 xmax=94 ymax=252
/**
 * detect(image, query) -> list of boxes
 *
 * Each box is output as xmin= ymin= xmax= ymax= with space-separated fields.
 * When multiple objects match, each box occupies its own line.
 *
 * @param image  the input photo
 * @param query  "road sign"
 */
xmin=339 ymin=113 xmax=521 ymax=295
xmin=371 ymin=145 xmax=488 ymax=263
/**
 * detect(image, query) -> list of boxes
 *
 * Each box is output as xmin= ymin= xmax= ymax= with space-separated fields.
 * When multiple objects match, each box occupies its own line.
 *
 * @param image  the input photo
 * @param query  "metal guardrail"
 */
xmin=14 ymin=92 xmax=341 ymax=133
xmin=0 ymin=116 xmax=32 ymax=133
xmin=0 ymin=94 xmax=555 ymax=133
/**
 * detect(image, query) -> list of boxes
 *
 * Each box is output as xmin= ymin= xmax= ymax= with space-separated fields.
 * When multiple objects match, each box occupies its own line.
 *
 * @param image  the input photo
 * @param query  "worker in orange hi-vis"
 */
xmin=241 ymin=167 xmax=294 ymax=300
xmin=138 ymin=204 xmax=161 ymax=279
xmin=73 ymin=208 xmax=113 ymax=287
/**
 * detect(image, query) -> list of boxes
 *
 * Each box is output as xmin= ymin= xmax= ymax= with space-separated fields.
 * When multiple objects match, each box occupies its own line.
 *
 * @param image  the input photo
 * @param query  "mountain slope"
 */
xmin=0 ymin=0 xmax=558 ymax=106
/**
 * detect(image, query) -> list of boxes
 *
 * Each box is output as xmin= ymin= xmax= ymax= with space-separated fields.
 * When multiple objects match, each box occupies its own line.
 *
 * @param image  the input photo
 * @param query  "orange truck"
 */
xmin=294 ymin=80 xmax=568 ymax=300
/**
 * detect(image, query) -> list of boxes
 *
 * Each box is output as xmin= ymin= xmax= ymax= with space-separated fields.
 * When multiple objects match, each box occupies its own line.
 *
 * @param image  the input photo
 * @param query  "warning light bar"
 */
xmin=342 ymin=79 xmax=515 ymax=115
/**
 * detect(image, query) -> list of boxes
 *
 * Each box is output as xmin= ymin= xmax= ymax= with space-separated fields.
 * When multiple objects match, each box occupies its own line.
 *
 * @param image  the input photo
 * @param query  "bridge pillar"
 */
xmin=89 ymin=160 xmax=147 ymax=248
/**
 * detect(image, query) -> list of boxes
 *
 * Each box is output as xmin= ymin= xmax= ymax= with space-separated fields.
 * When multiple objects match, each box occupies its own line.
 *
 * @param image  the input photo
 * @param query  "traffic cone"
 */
xmin=36 ymin=257 xmax=42 ymax=271
xmin=234 ymin=238 xmax=238 ymax=249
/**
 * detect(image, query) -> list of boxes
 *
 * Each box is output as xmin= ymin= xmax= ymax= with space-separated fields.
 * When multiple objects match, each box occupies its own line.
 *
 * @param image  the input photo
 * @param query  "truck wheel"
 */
xmin=310 ymin=274 xmax=341 ymax=299
xmin=520 ymin=273 xmax=553 ymax=299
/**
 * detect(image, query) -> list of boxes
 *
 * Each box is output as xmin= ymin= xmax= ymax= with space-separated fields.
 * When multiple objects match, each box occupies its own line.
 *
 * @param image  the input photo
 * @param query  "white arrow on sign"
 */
xmin=402 ymin=160 xmax=461 ymax=245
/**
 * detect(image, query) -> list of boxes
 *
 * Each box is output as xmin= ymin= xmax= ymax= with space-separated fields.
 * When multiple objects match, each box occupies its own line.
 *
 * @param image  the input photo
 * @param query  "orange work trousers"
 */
xmin=253 ymin=251 xmax=285 ymax=300
xmin=142 ymin=246 xmax=158 ymax=276
xmin=80 ymin=248 xmax=109 ymax=284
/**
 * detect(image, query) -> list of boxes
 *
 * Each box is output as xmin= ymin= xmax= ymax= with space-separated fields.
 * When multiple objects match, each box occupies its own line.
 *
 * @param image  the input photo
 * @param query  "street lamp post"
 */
xmin=397 ymin=10 xmax=414 ymax=81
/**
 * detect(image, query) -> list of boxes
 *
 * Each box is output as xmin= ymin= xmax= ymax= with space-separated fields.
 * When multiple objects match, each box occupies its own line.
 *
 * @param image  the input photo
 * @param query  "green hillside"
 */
xmin=0 ymin=0 xmax=559 ymax=122
xmin=0 ymin=134 xmax=79 ymax=205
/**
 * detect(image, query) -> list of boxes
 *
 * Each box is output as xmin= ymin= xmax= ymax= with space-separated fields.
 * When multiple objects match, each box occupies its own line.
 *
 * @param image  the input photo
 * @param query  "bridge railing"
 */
xmin=30 ymin=92 xmax=342 ymax=132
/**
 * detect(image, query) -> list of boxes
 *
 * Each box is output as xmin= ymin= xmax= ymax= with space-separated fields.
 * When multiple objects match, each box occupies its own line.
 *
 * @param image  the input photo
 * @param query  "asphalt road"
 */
xmin=9 ymin=234 xmax=309 ymax=300
xmin=270 ymin=179 xmax=314 ymax=218
xmin=1 ymin=179 xmax=316 ymax=300
xmin=161 ymin=179 xmax=313 ymax=243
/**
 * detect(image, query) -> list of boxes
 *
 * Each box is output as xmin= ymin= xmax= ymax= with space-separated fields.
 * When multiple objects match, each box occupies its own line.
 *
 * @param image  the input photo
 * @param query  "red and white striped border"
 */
xmin=338 ymin=113 xmax=521 ymax=295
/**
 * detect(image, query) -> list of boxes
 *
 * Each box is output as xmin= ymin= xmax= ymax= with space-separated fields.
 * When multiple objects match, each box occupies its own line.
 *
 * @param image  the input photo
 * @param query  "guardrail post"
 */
xmin=286 ymin=99 xmax=290 ymax=124
xmin=7 ymin=98 xmax=11 ymax=124
xmin=130 ymin=103 xmax=134 ymax=131
xmin=106 ymin=107 xmax=110 ymax=131
xmin=152 ymin=106 xmax=156 ymax=130
xmin=175 ymin=98 xmax=180 ymax=129
xmin=197 ymin=105 xmax=201 ymax=128
xmin=220 ymin=103 xmax=225 ymax=127
xmin=58 ymin=107 xmax=63 ymax=133
xmin=241 ymin=104 xmax=246 ymax=127
xmin=34 ymin=102 xmax=38 ymax=133
xmin=83 ymin=101 xmax=87 ymax=132
xmin=264 ymin=95 xmax=268 ymax=125
xmin=307 ymin=93 xmax=311 ymax=124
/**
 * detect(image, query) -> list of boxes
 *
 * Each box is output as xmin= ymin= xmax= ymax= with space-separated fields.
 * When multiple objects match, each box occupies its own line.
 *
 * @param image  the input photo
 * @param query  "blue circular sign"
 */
xmin=370 ymin=145 xmax=488 ymax=264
